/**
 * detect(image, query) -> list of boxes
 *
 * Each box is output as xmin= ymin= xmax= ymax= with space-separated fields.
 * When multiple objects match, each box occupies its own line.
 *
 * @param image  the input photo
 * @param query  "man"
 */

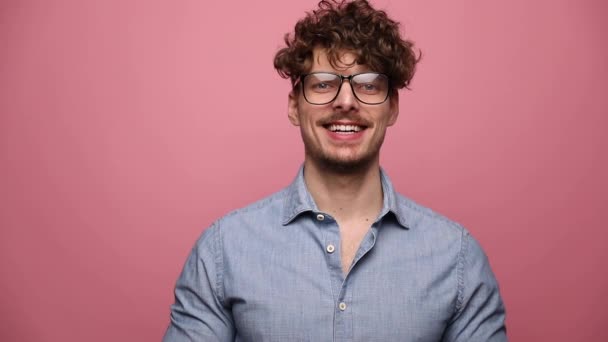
xmin=163 ymin=0 xmax=507 ymax=341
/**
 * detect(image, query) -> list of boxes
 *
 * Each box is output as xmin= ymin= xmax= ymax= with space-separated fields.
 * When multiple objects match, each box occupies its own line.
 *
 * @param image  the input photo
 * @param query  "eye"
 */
xmin=308 ymin=79 xmax=337 ymax=93
xmin=362 ymin=83 xmax=377 ymax=91
xmin=356 ymin=83 xmax=380 ymax=94
xmin=313 ymin=82 xmax=331 ymax=90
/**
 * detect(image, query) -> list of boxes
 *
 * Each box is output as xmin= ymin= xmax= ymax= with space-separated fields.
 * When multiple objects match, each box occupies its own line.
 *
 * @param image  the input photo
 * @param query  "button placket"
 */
xmin=316 ymin=211 xmax=345 ymax=328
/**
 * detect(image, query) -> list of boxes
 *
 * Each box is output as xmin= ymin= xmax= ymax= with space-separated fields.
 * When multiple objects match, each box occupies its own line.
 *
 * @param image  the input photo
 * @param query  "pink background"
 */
xmin=1 ymin=0 xmax=607 ymax=340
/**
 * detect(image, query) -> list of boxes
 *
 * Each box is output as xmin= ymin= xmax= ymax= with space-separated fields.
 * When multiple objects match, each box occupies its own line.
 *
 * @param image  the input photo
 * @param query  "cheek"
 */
xmin=297 ymin=111 xmax=317 ymax=134
xmin=298 ymin=105 xmax=323 ymax=126
xmin=379 ymin=107 xmax=397 ymax=126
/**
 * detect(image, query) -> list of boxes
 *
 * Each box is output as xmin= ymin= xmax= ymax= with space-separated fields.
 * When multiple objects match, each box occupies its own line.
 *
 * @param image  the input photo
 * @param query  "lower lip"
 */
xmin=325 ymin=129 xmax=366 ymax=141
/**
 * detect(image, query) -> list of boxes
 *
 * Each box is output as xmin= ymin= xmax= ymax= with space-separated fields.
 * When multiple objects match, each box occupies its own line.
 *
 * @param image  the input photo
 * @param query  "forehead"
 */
xmin=309 ymin=47 xmax=371 ymax=74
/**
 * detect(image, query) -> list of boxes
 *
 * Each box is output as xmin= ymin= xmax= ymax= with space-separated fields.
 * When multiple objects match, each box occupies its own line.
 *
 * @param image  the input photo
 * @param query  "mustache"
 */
xmin=318 ymin=113 xmax=373 ymax=127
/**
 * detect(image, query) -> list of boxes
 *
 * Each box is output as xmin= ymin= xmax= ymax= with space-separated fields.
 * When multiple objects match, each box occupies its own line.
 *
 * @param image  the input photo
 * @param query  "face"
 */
xmin=288 ymin=48 xmax=399 ymax=173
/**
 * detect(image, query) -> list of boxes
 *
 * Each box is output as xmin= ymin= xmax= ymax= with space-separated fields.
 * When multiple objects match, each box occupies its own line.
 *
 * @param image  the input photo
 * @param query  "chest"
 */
xmin=339 ymin=221 xmax=373 ymax=274
xmin=222 ymin=222 xmax=459 ymax=341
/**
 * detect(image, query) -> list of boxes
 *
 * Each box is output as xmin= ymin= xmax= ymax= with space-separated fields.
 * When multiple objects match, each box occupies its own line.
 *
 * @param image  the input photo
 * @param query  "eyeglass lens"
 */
xmin=302 ymin=73 xmax=389 ymax=105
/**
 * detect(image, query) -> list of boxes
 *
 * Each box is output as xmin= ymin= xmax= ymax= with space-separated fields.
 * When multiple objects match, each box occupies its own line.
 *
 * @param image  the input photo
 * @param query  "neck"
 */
xmin=303 ymin=158 xmax=384 ymax=223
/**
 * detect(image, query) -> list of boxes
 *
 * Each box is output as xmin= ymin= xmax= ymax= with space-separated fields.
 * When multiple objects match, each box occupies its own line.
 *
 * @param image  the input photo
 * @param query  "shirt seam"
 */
xmin=455 ymin=229 xmax=468 ymax=315
xmin=396 ymin=195 xmax=461 ymax=228
xmin=212 ymin=221 xmax=226 ymax=306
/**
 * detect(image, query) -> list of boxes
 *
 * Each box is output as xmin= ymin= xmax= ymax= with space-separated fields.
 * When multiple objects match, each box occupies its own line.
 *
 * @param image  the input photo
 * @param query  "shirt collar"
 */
xmin=281 ymin=166 xmax=409 ymax=229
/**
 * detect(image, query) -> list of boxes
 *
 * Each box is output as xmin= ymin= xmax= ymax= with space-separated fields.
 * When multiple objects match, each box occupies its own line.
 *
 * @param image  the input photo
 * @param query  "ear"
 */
xmin=287 ymin=90 xmax=301 ymax=126
xmin=387 ymin=91 xmax=400 ymax=126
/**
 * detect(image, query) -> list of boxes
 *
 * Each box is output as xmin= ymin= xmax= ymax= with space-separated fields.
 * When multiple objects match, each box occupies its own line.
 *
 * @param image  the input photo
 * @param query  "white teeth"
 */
xmin=328 ymin=124 xmax=363 ymax=132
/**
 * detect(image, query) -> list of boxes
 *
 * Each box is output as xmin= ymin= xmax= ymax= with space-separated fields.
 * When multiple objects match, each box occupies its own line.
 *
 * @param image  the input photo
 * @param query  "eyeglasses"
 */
xmin=299 ymin=72 xmax=390 ymax=105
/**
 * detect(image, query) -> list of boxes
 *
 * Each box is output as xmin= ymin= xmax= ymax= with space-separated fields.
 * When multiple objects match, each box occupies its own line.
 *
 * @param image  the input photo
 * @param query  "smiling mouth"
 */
xmin=324 ymin=123 xmax=366 ymax=134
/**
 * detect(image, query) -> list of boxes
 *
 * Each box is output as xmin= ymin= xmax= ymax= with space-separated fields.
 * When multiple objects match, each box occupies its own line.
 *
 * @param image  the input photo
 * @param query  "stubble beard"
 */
xmin=302 ymin=133 xmax=386 ymax=175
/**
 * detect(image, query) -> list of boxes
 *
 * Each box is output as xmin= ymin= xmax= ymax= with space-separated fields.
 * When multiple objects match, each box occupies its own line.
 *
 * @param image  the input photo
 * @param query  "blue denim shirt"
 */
xmin=164 ymin=168 xmax=507 ymax=341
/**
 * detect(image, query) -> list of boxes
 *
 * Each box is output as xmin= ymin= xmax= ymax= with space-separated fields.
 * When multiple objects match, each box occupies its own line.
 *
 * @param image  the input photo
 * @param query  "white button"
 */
xmin=316 ymin=214 xmax=325 ymax=221
xmin=339 ymin=302 xmax=347 ymax=311
xmin=326 ymin=244 xmax=335 ymax=253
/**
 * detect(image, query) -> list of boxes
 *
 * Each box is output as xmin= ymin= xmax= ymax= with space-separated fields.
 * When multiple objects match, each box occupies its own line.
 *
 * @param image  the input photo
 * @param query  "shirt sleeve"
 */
xmin=442 ymin=230 xmax=508 ymax=341
xmin=163 ymin=222 xmax=235 ymax=341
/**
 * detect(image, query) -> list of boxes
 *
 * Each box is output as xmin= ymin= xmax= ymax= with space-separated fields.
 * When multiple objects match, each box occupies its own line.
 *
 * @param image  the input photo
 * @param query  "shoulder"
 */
xmin=221 ymin=187 xmax=290 ymax=224
xmin=394 ymin=192 xmax=468 ymax=238
xmin=389 ymin=191 xmax=491 ymax=265
xmin=197 ymin=187 xmax=291 ymax=245
xmin=393 ymin=192 xmax=492 ymax=270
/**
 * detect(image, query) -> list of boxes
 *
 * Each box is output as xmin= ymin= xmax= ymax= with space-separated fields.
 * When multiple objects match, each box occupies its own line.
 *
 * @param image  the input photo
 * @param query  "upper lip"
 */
xmin=323 ymin=120 xmax=368 ymax=128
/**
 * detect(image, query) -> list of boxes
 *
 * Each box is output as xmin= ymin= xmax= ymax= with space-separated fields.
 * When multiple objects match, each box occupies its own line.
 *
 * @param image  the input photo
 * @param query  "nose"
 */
xmin=332 ymin=80 xmax=359 ymax=112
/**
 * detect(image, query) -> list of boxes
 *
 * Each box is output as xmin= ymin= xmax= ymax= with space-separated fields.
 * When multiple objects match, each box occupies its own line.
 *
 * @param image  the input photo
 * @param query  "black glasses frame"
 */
xmin=299 ymin=72 xmax=391 ymax=105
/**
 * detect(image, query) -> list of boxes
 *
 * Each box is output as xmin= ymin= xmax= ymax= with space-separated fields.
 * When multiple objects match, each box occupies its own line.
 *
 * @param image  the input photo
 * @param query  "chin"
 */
xmin=314 ymin=153 xmax=377 ymax=174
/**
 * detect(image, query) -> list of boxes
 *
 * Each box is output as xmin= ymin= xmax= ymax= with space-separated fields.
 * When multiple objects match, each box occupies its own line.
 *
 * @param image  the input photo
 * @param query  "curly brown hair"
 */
xmin=274 ymin=0 xmax=420 ymax=92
